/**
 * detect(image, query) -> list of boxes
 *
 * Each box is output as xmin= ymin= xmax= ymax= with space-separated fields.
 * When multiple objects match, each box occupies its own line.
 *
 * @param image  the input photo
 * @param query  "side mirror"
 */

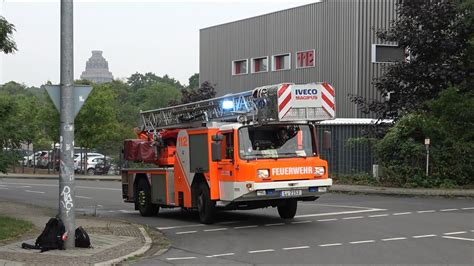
xmin=211 ymin=142 xmax=222 ymax=162
xmin=322 ymin=130 xmax=332 ymax=151
xmin=212 ymin=134 xmax=224 ymax=142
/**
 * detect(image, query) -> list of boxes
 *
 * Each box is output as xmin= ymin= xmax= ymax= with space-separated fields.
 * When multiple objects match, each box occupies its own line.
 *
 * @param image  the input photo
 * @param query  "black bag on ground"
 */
xmin=21 ymin=217 xmax=66 ymax=252
xmin=75 ymin=226 xmax=91 ymax=248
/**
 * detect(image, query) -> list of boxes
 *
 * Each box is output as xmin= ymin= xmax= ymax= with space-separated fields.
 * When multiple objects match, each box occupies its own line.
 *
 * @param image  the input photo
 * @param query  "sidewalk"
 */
xmin=331 ymin=184 xmax=474 ymax=198
xmin=0 ymin=200 xmax=168 ymax=265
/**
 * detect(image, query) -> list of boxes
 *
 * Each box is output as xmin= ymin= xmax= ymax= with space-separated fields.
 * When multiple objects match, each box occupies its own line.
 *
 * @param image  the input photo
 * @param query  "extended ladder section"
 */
xmin=140 ymin=83 xmax=336 ymax=131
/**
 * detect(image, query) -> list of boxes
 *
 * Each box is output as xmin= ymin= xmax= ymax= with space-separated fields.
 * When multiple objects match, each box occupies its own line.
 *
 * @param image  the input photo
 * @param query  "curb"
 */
xmin=94 ymin=226 xmax=152 ymax=266
xmin=330 ymin=185 xmax=474 ymax=198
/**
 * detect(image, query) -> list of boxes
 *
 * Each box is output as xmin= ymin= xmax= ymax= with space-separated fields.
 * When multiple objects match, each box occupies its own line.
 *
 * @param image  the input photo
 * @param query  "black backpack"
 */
xmin=75 ymin=226 xmax=91 ymax=248
xmin=22 ymin=217 xmax=66 ymax=252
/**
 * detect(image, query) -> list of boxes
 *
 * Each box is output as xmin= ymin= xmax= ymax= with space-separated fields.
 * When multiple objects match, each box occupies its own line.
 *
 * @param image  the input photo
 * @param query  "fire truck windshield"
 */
xmin=238 ymin=124 xmax=316 ymax=159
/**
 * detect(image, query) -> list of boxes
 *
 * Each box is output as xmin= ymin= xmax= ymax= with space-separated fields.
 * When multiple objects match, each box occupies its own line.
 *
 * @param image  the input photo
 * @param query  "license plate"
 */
xmin=280 ymin=190 xmax=302 ymax=197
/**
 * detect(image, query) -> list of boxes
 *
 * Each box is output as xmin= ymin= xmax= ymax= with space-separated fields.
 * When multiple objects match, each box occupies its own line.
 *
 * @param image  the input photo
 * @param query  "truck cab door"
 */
xmin=216 ymin=131 xmax=235 ymax=180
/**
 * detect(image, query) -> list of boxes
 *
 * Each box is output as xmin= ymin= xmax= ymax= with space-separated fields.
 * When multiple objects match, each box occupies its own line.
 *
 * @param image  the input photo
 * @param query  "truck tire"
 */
xmin=136 ymin=178 xmax=159 ymax=217
xmin=197 ymin=182 xmax=216 ymax=224
xmin=277 ymin=199 xmax=297 ymax=219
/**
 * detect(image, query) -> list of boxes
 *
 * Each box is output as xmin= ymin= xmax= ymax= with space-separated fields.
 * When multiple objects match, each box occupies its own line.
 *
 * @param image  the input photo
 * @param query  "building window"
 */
xmin=232 ymin=59 xmax=248 ymax=75
xmin=371 ymin=44 xmax=405 ymax=63
xmin=251 ymin=56 xmax=268 ymax=73
xmin=272 ymin=53 xmax=291 ymax=71
xmin=296 ymin=50 xmax=315 ymax=68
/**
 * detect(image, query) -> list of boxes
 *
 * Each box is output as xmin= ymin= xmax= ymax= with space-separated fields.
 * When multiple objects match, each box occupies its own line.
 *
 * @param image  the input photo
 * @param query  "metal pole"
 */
xmin=426 ymin=145 xmax=430 ymax=176
xmin=59 ymin=0 xmax=75 ymax=249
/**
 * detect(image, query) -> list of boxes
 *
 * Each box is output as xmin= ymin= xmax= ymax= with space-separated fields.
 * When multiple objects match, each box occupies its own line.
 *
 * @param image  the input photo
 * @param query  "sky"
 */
xmin=0 ymin=0 xmax=315 ymax=87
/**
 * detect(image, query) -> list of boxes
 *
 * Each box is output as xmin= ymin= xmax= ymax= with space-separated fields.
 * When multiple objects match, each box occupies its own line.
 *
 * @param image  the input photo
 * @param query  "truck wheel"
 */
xmin=197 ymin=182 xmax=216 ymax=224
xmin=136 ymin=178 xmax=159 ymax=217
xmin=87 ymin=168 xmax=95 ymax=176
xmin=277 ymin=199 xmax=297 ymax=219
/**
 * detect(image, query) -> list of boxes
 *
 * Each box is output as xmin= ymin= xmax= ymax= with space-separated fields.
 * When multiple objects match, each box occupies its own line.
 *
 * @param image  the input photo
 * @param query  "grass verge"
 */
xmin=0 ymin=215 xmax=34 ymax=242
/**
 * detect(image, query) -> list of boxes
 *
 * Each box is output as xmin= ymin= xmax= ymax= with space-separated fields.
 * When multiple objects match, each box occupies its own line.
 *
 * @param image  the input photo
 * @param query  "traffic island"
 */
xmin=0 ymin=200 xmax=168 ymax=265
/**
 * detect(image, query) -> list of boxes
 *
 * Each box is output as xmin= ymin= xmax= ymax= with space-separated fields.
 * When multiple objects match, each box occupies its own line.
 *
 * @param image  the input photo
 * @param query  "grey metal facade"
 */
xmin=200 ymin=0 xmax=397 ymax=119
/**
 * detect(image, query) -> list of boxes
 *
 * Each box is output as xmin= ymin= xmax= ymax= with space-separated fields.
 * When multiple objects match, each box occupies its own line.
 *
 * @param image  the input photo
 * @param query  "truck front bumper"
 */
xmin=217 ymin=178 xmax=332 ymax=206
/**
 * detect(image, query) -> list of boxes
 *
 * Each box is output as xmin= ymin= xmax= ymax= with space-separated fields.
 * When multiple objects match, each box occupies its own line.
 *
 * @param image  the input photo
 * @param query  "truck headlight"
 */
xmin=315 ymin=166 xmax=325 ymax=176
xmin=257 ymin=169 xmax=270 ymax=179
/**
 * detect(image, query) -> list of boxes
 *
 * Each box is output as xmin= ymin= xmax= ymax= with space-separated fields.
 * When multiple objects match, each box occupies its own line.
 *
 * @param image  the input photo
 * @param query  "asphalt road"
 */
xmin=0 ymin=178 xmax=473 ymax=265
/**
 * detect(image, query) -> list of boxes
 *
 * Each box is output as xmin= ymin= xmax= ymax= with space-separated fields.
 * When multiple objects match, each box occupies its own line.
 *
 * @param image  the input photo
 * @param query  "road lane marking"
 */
xmin=440 ymin=208 xmax=458 ymax=212
xmin=206 ymin=253 xmax=235 ymax=258
xmin=203 ymin=228 xmax=228 ymax=232
xmin=412 ymin=234 xmax=437 ymax=238
xmin=343 ymin=216 xmax=364 ymax=220
xmin=443 ymin=231 xmax=467 ymax=235
xmin=24 ymin=190 xmax=44 ymax=194
xmin=368 ymin=214 xmax=389 ymax=218
xmin=264 ymin=223 xmax=285 ymax=227
xmin=157 ymin=224 xmax=205 ymax=230
xmin=76 ymin=196 xmax=92 ymax=199
xmin=234 ymin=225 xmax=258 ymax=229
xmin=417 ymin=210 xmax=436 ymax=213
xmin=291 ymin=220 xmax=312 ymax=224
xmin=317 ymin=218 xmax=338 ymax=222
xmin=217 ymin=221 xmax=239 ymax=225
xmin=175 ymin=231 xmax=197 ymax=235
xmin=166 ymin=257 xmax=196 ymax=260
xmin=392 ymin=212 xmax=412 ymax=216
xmin=282 ymin=246 xmax=310 ymax=250
xmin=461 ymin=207 xmax=474 ymax=210
xmin=350 ymin=240 xmax=375 ymax=244
xmin=319 ymin=243 xmax=342 ymax=247
xmin=248 ymin=249 xmax=275 ymax=254
xmin=442 ymin=236 xmax=474 ymax=242
xmin=119 ymin=210 xmax=135 ymax=213
xmin=310 ymin=204 xmax=379 ymax=210
xmin=295 ymin=208 xmax=386 ymax=218
xmin=382 ymin=237 xmax=407 ymax=241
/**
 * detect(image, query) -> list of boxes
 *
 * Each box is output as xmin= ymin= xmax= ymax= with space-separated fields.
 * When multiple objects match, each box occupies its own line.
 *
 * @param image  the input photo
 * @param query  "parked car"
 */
xmin=74 ymin=153 xmax=105 ymax=172
xmin=82 ymin=156 xmax=111 ymax=175
xmin=20 ymin=151 xmax=48 ymax=167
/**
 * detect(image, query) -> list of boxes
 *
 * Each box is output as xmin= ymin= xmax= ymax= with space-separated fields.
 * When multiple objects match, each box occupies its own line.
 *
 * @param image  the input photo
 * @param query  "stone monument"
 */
xmin=80 ymin=50 xmax=113 ymax=83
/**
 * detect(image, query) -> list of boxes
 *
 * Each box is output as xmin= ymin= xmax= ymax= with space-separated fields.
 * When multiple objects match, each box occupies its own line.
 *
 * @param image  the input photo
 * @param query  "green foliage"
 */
xmin=75 ymin=83 xmax=121 ymax=150
xmin=376 ymin=87 xmax=474 ymax=188
xmin=0 ymin=16 xmax=17 ymax=54
xmin=180 ymin=81 xmax=216 ymax=104
xmin=352 ymin=0 xmax=472 ymax=120
xmin=0 ymin=215 xmax=33 ymax=241
xmin=333 ymin=172 xmax=377 ymax=186
xmin=0 ymin=72 xmax=196 ymax=170
xmin=188 ymin=73 xmax=199 ymax=90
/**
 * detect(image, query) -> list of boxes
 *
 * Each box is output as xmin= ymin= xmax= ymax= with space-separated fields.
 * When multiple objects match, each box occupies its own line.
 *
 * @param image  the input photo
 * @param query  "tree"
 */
xmin=0 ymin=16 xmax=17 ymax=53
xmin=180 ymin=81 xmax=216 ymax=104
xmin=127 ymin=72 xmax=183 ymax=92
xmin=75 ymin=83 xmax=121 ymax=154
xmin=351 ymin=0 xmax=472 ymax=120
xmin=188 ymin=73 xmax=199 ymax=90
xmin=0 ymin=95 xmax=21 ymax=173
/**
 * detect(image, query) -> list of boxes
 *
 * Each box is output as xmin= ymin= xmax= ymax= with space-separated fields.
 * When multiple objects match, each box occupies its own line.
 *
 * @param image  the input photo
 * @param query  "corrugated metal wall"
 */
xmin=200 ymin=0 xmax=359 ymax=118
xmin=356 ymin=0 xmax=397 ymax=117
xmin=317 ymin=124 xmax=376 ymax=175
xmin=200 ymin=0 xmax=396 ymax=119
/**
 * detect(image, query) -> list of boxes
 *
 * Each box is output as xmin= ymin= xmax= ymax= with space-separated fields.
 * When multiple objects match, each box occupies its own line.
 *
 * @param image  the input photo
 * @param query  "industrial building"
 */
xmin=199 ymin=0 xmax=400 ymax=175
